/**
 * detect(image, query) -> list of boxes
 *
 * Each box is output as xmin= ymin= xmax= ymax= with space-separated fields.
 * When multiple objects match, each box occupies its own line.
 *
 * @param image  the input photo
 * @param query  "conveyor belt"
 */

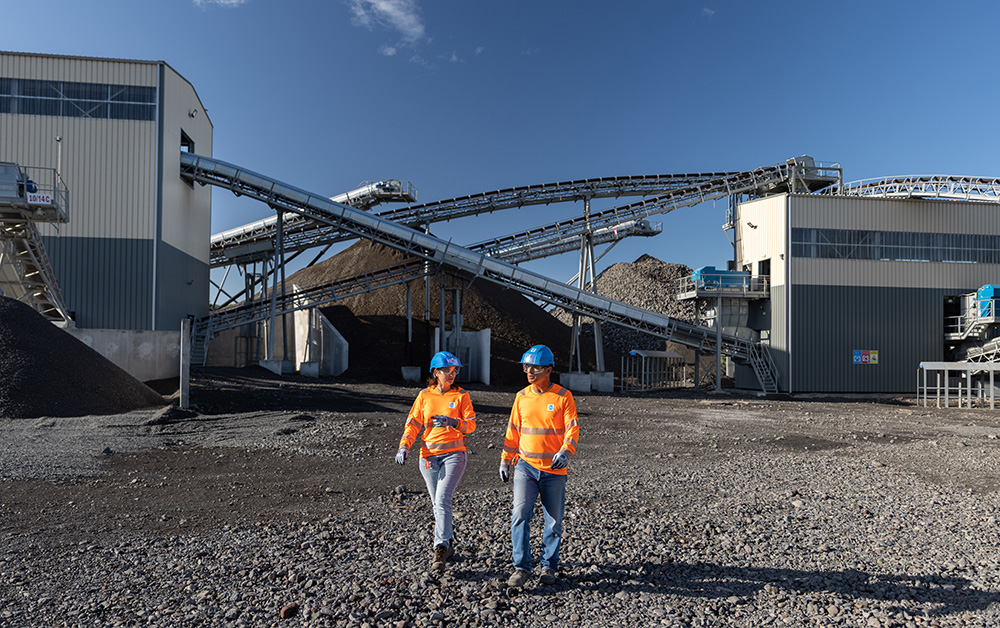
xmin=181 ymin=153 xmax=779 ymax=392
xmin=837 ymin=175 xmax=1000 ymax=203
xmin=209 ymin=156 xmax=840 ymax=269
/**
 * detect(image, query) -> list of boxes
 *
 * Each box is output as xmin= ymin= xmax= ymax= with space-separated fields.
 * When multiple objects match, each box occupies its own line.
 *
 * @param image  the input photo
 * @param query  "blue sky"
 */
xmin=6 ymin=0 xmax=1000 ymax=286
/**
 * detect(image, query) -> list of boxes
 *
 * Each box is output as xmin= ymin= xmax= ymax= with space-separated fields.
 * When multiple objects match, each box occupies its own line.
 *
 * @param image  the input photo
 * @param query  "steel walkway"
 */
xmin=212 ymin=179 xmax=416 ymax=267
xmin=211 ymin=156 xmax=842 ymax=269
xmin=836 ymin=175 xmax=1000 ymax=202
xmin=181 ymin=153 xmax=781 ymax=392
xmin=470 ymin=157 xmax=841 ymax=264
xmin=0 ymin=162 xmax=72 ymax=326
xmin=209 ymin=171 xmax=735 ymax=267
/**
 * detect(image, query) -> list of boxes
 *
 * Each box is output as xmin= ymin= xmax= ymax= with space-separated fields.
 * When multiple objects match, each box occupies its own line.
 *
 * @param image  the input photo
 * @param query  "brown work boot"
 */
xmin=507 ymin=569 xmax=529 ymax=587
xmin=432 ymin=543 xmax=453 ymax=572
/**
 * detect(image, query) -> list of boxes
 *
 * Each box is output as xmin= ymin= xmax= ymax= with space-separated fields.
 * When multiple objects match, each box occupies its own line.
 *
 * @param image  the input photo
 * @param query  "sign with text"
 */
xmin=26 ymin=192 xmax=53 ymax=205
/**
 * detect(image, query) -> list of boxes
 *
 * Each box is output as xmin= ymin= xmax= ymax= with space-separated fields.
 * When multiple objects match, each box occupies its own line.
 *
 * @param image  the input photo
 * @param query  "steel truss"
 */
xmin=209 ymin=172 xmax=734 ymax=266
xmin=181 ymin=153 xmax=780 ymax=392
xmin=836 ymin=175 xmax=1000 ymax=204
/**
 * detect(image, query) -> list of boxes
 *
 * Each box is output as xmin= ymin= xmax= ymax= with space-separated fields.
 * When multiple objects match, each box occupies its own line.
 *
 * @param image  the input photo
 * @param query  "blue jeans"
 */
xmin=418 ymin=450 xmax=467 ymax=549
xmin=511 ymin=459 xmax=567 ymax=572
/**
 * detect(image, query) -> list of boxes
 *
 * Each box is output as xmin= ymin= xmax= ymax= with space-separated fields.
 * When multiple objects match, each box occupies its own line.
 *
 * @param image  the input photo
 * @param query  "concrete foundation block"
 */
xmin=401 ymin=366 xmax=422 ymax=383
xmin=260 ymin=359 xmax=294 ymax=375
xmin=560 ymin=371 xmax=591 ymax=393
xmin=300 ymin=362 xmax=320 ymax=378
xmin=590 ymin=371 xmax=614 ymax=393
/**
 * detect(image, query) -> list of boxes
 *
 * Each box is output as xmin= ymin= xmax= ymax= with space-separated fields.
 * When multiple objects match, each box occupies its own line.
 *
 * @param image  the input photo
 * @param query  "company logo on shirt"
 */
xmin=448 ymin=402 xmax=456 ymax=409
xmin=547 ymin=404 xmax=555 ymax=412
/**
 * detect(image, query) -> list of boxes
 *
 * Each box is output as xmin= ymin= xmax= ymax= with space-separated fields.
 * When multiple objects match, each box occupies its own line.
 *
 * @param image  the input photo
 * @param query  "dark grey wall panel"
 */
xmin=790 ymin=285 xmax=944 ymax=393
xmin=155 ymin=240 xmax=209 ymax=331
xmin=42 ymin=236 xmax=209 ymax=331
xmin=42 ymin=236 xmax=153 ymax=330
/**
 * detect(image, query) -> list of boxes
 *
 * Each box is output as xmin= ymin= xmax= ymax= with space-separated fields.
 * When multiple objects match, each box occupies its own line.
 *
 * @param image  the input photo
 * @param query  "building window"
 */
xmin=180 ymin=130 xmax=195 ymax=153
xmin=792 ymin=228 xmax=1000 ymax=264
xmin=0 ymin=78 xmax=156 ymax=122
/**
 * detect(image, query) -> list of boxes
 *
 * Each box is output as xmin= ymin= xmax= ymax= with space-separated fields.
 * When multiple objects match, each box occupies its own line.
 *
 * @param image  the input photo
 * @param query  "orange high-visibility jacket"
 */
xmin=502 ymin=383 xmax=579 ymax=476
xmin=399 ymin=386 xmax=476 ymax=459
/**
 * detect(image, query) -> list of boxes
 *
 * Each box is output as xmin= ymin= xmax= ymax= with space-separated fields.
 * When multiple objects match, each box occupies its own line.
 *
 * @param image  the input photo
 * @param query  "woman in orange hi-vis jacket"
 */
xmin=394 ymin=351 xmax=476 ymax=572
xmin=499 ymin=344 xmax=579 ymax=588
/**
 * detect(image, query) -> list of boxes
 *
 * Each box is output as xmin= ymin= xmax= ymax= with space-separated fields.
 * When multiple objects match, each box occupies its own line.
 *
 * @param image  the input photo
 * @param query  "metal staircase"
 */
xmin=0 ymin=162 xmax=72 ymax=326
xmin=181 ymin=153 xmax=780 ymax=389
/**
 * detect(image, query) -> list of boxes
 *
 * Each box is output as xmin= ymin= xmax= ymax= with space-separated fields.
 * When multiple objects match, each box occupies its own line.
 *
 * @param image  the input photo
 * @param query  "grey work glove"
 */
xmin=431 ymin=415 xmax=458 ymax=428
xmin=550 ymin=449 xmax=570 ymax=470
xmin=395 ymin=448 xmax=408 ymax=465
xmin=499 ymin=461 xmax=510 ymax=483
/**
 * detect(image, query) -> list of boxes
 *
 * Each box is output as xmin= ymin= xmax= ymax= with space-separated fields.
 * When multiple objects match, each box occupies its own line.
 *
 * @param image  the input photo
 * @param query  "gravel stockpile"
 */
xmin=0 ymin=296 xmax=165 ymax=418
xmin=287 ymin=241 xmax=611 ymax=384
xmin=553 ymin=254 xmax=699 ymax=356
xmin=4 ymin=371 xmax=1000 ymax=626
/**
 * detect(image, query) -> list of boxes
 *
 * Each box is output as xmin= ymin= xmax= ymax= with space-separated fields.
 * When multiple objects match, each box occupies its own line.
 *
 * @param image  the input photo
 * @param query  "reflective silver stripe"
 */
xmin=426 ymin=438 xmax=465 ymax=450
xmin=519 ymin=449 xmax=556 ymax=460
xmin=554 ymin=387 xmax=568 ymax=397
xmin=564 ymin=437 xmax=577 ymax=447
xmin=502 ymin=444 xmax=518 ymax=454
xmin=520 ymin=426 xmax=563 ymax=436
xmin=405 ymin=418 xmax=422 ymax=428
xmin=507 ymin=424 xmax=522 ymax=434
xmin=566 ymin=419 xmax=579 ymax=428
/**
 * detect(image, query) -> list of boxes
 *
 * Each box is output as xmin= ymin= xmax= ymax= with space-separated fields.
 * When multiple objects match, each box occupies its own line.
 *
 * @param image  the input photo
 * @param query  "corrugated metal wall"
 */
xmin=791 ymin=285 xmax=943 ymax=393
xmin=1 ymin=52 xmax=212 ymax=331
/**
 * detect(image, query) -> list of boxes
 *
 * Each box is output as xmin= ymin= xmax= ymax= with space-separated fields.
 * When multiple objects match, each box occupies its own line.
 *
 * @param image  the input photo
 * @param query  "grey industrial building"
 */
xmin=731 ymin=192 xmax=1000 ymax=393
xmin=0 ymin=50 xmax=213 ymax=331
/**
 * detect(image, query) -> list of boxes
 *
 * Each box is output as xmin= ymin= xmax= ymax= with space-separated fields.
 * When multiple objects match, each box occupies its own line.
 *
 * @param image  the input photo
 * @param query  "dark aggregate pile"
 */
xmin=287 ymin=241 xmax=614 ymax=385
xmin=0 ymin=296 xmax=165 ymax=418
xmin=552 ymin=254 xmax=699 ymax=355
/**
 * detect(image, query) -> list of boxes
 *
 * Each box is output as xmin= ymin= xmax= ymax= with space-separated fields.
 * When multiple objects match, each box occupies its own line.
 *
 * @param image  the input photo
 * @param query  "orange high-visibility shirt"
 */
xmin=502 ymin=383 xmax=579 ymax=476
xmin=399 ymin=386 xmax=476 ymax=459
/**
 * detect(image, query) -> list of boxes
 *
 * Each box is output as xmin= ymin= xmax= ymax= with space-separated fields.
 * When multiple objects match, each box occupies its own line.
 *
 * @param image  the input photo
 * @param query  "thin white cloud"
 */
xmin=702 ymin=7 xmax=716 ymax=18
xmin=193 ymin=0 xmax=248 ymax=7
xmin=475 ymin=46 xmax=485 ymax=55
xmin=348 ymin=0 xmax=425 ymax=43
xmin=379 ymin=44 xmax=398 ymax=56
xmin=448 ymin=51 xmax=460 ymax=63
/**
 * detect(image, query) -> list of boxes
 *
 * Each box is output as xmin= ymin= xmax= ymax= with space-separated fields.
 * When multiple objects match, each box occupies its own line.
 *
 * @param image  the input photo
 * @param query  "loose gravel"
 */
xmin=0 ymin=296 xmax=165 ymax=418
xmin=4 ymin=375 xmax=1000 ymax=627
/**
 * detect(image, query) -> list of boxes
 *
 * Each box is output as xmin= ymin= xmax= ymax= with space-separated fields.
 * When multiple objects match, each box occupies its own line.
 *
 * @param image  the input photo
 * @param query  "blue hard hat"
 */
xmin=430 ymin=351 xmax=462 ymax=370
xmin=520 ymin=345 xmax=554 ymax=366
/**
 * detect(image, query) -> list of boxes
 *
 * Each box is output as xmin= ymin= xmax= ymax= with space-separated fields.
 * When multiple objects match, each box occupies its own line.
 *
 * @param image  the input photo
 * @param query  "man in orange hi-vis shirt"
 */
xmin=499 ymin=344 xmax=579 ymax=588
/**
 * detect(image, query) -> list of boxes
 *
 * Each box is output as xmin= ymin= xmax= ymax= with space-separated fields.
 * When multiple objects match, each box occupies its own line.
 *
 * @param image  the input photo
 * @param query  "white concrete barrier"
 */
xmin=66 ymin=328 xmax=180 ymax=382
